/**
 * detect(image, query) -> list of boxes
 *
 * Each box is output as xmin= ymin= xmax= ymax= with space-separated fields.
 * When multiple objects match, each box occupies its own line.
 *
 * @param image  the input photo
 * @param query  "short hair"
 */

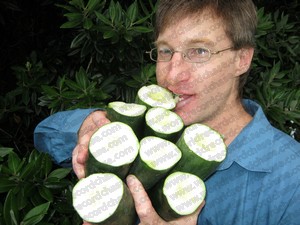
xmin=155 ymin=0 xmax=257 ymax=98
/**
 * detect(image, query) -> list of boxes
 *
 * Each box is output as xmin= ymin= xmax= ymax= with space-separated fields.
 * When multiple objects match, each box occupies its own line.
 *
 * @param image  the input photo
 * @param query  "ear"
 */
xmin=234 ymin=47 xmax=254 ymax=77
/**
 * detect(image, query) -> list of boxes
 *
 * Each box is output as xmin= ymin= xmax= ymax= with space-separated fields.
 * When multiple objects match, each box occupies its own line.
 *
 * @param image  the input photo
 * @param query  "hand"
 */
xmin=126 ymin=175 xmax=205 ymax=225
xmin=72 ymin=110 xmax=110 ymax=179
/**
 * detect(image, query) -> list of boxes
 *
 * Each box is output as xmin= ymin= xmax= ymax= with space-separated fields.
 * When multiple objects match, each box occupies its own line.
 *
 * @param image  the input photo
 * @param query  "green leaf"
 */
xmin=268 ymin=61 xmax=281 ymax=84
xmin=60 ymin=20 xmax=82 ymax=29
xmin=70 ymin=0 xmax=85 ymax=9
xmin=76 ymin=68 xmax=89 ymax=89
xmin=41 ymin=85 xmax=58 ymax=97
xmin=64 ymin=12 xmax=83 ymax=21
xmin=132 ymin=14 xmax=151 ymax=25
xmin=95 ymin=11 xmax=111 ymax=25
xmin=127 ymin=0 xmax=138 ymax=23
xmin=19 ymin=160 xmax=37 ymax=179
xmin=38 ymin=186 xmax=54 ymax=202
xmin=86 ymin=0 xmax=103 ymax=11
xmin=103 ymin=30 xmax=116 ymax=39
xmin=7 ymin=152 xmax=22 ymax=175
xmin=0 ymin=147 xmax=14 ymax=157
xmin=130 ymin=26 xmax=152 ymax=33
xmin=109 ymin=0 xmax=117 ymax=23
xmin=44 ymin=177 xmax=70 ymax=189
xmin=0 ymin=178 xmax=16 ymax=193
xmin=3 ymin=190 xmax=19 ymax=225
xmin=83 ymin=18 xmax=93 ymax=30
xmin=65 ymin=79 xmax=81 ymax=91
xmin=70 ymin=33 xmax=87 ymax=49
xmin=21 ymin=202 xmax=50 ymax=225
xmin=48 ymin=168 xmax=72 ymax=179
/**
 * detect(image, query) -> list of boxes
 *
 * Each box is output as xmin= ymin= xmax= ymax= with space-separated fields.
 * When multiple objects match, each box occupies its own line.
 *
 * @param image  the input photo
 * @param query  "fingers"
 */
xmin=78 ymin=111 xmax=110 ymax=138
xmin=174 ymin=200 xmax=205 ymax=224
xmin=72 ymin=110 xmax=110 ymax=179
xmin=72 ymin=144 xmax=88 ymax=179
xmin=126 ymin=175 xmax=164 ymax=225
xmin=126 ymin=175 xmax=205 ymax=225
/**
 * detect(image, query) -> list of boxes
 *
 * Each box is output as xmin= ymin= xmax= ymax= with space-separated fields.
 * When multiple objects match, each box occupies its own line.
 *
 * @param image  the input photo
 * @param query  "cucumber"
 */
xmin=171 ymin=123 xmax=227 ymax=180
xmin=86 ymin=122 xmax=139 ymax=179
xmin=129 ymin=136 xmax=182 ymax=190
xmin=150 ymin=171 xmax=206 ymax=221
xmin=72 ymin=173 xmax=136 ymax=224
xmin=144 ymin=107 xmax=184 ymax=142
xmin=136 ymin=84 xmax=177 ymax=110
xmin=106 ymin=101 xmax=147 ymax=138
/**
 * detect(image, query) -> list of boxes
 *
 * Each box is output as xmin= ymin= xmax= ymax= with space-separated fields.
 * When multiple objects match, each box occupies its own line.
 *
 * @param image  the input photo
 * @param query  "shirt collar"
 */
xmin=217 ymin=99 xmax=273 ymax=173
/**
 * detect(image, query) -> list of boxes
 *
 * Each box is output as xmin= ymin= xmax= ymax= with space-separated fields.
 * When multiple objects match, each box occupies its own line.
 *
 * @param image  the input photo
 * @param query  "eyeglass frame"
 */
xmin=146 ymin=46 xmax=233 ymax=63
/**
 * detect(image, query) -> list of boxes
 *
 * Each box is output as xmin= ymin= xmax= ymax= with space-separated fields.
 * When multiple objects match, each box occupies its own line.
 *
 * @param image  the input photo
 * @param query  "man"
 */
xmin=72 ymin=0 xmax=300 ymax=224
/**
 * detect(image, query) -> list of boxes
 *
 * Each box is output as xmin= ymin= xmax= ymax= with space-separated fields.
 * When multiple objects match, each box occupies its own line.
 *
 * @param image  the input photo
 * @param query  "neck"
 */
xmin=204 ymin=99 xmax=252 ymax=146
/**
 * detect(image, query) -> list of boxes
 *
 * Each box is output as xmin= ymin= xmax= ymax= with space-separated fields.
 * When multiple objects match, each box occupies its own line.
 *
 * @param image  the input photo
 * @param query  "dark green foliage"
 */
xmin=246 ymin=7 xmax=300 ymax=138
xmin=0 ymin=148 xmax=81 ymax=225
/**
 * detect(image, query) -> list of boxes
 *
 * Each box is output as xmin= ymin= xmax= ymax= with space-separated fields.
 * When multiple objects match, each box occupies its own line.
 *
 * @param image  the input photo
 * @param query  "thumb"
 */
xmin=126 ymin=175 xmax=164 ymax=224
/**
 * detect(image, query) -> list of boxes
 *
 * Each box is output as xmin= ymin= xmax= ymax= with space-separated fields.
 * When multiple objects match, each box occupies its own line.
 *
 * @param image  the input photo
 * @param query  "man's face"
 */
xmin=155 ymin=11 xmax=241 ymax=126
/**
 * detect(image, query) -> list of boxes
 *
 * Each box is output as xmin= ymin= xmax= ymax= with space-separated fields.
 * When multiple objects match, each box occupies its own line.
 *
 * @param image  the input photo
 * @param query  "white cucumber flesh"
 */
xmin=171 ymin=123 xmax=227 ymax=180
xmin=107 ymin=101 xmax=147 ymax=117
xmin=129 ymin=136 xmax=182 ymax=189
xmin=72 ymin=173 xmax=136 ymax=224
xmin=145 ymin=107 xmax=184 ymax=142
xmin=151 ymin=171 xmax=206 ymax=221
xmin=87 ymin=122 xmax=139 ymax=178
xmin=136 ymin=84 xmax=177 ymax=110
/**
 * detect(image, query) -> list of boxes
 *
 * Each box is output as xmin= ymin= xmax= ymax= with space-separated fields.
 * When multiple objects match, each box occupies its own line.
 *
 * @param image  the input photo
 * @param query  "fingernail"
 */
xmin=126 ymin=174 xmax=136 ymax=185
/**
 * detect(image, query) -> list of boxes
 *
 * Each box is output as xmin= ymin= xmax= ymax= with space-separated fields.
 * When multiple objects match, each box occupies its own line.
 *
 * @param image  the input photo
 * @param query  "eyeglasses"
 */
xmin=146 ymin=46 xmax=233 ymax=63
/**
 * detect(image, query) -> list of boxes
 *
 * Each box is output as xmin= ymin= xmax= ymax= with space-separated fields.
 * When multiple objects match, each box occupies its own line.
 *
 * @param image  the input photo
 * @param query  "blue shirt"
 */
xmin=199 ymin=99 xmax=300 ymax=225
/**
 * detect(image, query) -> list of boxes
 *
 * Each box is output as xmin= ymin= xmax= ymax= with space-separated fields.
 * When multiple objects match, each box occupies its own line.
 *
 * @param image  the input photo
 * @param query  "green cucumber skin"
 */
xmin=81 ymin=181 xmax=137 ymax=225
xmin=106 ymin=107 xmax=145 ymax=139
xmin=96 ymin=184 xmax=137 ymax=225
xmin=143 ymin=124 xmax=182 ymax=143
xmin=129 ymin=154 xmax=171 ymax=190
xmin=170 ymin=134 xmax=221 ymax=180
xmin=86 ymin=151 xmax=131 ymax=180
xmin=149 ymin=179 xmax=182 ymax=221
xmin=135 ymin=95 xmax=150 ymax=109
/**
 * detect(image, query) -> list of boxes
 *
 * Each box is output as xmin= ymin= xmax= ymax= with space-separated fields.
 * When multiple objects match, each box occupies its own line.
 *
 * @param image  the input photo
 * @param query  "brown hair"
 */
xmin=154 ymin=0 xmax=257 ymax=98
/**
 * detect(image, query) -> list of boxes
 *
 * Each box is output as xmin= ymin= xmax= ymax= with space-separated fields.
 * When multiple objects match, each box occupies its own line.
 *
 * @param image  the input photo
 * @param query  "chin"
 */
xmin=174 ymin=109 xmax=196 ymax=126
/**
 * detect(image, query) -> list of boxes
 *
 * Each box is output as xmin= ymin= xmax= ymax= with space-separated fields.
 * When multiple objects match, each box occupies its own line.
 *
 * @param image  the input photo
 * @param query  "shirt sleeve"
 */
xmin=34 ymin=108 xmax=99 ymax=167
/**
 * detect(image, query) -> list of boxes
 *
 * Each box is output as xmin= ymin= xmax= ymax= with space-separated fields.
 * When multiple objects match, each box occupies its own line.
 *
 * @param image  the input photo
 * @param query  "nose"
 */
xmin=164 ymin=52 xmax=190 ymax=86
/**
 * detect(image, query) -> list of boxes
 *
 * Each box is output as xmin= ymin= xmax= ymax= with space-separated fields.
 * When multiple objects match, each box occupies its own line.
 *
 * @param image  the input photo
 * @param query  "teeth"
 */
xmin=173 ymin=93 xmax=183 ymax=103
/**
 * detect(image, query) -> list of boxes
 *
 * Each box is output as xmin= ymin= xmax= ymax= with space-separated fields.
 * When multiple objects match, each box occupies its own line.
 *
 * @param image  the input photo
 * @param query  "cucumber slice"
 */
xmin=129 ymin=136 xmax=182 ymax=190
xmin=106 ymin=101 xmax=147 ymax=138
xmin=150 ymin=171 xmax=206 ymax=221
xmin=136 ymin=84 xmax=177 ymax=110
xmin=73 ymin=173 xmax=136 ymax=224
xmin=171 ymin=123 xmax=227 ymax=180
xmin=144 ymin=107 xmax=184 ymax=142
xmin=87 ymin=122 xmax=139 ymax=179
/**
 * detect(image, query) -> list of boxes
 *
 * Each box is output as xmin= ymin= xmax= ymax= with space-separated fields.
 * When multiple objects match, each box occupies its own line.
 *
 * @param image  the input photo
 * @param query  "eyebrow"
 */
xmin=154 ymin=38 xmax=215 ymax=48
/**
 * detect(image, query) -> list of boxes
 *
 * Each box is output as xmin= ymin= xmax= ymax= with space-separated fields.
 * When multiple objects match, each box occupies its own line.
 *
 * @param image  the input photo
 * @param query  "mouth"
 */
xmin=172 ymin=92 xmax=195 ymax=109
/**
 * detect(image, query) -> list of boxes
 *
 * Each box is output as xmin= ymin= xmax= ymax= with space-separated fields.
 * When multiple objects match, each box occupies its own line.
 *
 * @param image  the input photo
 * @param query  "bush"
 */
xmin=0 ymin=147 xmax=81 ymax=225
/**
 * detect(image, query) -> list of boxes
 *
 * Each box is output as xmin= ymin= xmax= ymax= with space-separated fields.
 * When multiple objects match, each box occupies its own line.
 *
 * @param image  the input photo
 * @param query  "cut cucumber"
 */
xmin=72 ymin=173 xmax=136 ymax=224
xmin=87 ymin=122 xmax=139 ymax=179
xmin=136 ymin=84 xmax=177 ymax=110
xmin=106 ymin=101 xmax=147 ymax=138
xmin=150 ymin=171 xmax=206 ymax=221
xmin=144 ymin=107 xmax=184 ymax=142
xmin=129 ymin=136 xmax=182 ymax=190
xmin=171 ymin=123 xmax=227 ymax=180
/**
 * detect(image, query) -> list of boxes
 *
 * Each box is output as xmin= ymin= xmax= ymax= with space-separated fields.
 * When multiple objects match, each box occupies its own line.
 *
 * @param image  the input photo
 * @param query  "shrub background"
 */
xmin=0 ymin=0 xmax=299 ymax=224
